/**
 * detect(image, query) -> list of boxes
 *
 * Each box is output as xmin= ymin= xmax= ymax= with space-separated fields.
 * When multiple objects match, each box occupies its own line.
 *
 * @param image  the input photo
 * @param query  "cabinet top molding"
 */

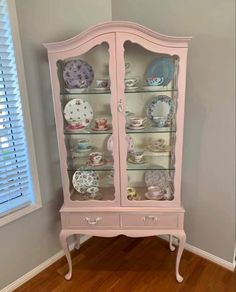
xmin=44 ymin=21 xmax=192 ymax=53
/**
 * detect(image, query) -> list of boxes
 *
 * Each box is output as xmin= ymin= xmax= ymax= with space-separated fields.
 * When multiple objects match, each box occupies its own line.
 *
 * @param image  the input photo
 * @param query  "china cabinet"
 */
xmin=44 ymin=21 xmax=191 ymax=282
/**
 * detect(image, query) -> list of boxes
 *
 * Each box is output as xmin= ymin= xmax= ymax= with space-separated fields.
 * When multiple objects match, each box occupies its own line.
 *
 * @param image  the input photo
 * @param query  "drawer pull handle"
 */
xmin=142 ymin=215 xmax=158 ymax=222
xmin=85 ymin=217 xmax=102 ymax=225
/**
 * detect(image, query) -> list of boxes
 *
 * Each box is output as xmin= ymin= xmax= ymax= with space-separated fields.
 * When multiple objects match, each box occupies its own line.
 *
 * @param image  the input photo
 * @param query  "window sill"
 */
xmin=0 ymin=202 xmax=42 ymax=227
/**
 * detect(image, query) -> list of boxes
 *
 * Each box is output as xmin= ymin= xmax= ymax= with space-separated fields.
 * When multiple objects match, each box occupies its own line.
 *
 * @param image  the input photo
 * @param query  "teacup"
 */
xmin=153 ymin=116 xmax=167 ymax=127
xmin=89 ymin=151 xmax=103 ymax=165
xmin=96 ymin=79 xmax=110 ymax=89
xmin=150 ymin=139 xmax=165 ymax=149
xmin=130 ymin=151 xmax=144 ymax=163
xmin=77 ymin=139 xmax=89 ymax=150
xmin=95 ymin=118 xmax=108 ymax=129
xmin=125 ymin=78 xmax=139 ymax=88
xmin=68 ymin=121 xmax=84 ymax=129
xmin=147 ymin=186 xmax=165 ymax=199
xmin=146 ymin=77 xmax=164 ymax=86
xmin=129 ymin=116 xmax=146 ymax=128
xmin=87 ymin=186 xmax=99 ymax=198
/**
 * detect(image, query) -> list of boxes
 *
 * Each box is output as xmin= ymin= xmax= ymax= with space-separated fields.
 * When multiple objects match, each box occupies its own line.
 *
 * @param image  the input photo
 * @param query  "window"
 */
xmin=0 ymin=0 xmax=41 ymax=225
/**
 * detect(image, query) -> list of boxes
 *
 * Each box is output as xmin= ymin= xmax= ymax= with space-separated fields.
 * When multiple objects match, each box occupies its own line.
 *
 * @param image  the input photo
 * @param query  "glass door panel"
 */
xmin=58 ymin=39 xmax=118 ymax=203
xmin=121 ymin=40 xmax=178 ymax=205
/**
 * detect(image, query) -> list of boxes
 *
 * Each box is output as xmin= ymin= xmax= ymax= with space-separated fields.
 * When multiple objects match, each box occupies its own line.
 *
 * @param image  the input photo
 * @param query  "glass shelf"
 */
xmin=60 ymin=88 xmax=177 ymax=96
xmin=64 ymin=128 xmax=113 ymax=135
xmin=126 ymin=126 xmax=176 ymax=134
xmin=127 ymin=155 xmax=174 ymax=171
xmin=67 ymin=156 xmax=113 ymax=171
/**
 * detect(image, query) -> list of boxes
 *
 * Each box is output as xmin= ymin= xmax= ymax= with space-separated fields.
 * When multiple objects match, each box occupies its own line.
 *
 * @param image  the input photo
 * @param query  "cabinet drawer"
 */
xmin=62 ymin=213 xmax=120 ymax=229
xmin=121 ymin=213 xmax=178 ymax=229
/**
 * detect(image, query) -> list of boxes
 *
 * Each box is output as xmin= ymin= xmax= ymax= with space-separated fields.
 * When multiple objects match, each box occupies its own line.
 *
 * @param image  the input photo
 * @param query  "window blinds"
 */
xmin=0 ymin=0 xmax=33 ymax=215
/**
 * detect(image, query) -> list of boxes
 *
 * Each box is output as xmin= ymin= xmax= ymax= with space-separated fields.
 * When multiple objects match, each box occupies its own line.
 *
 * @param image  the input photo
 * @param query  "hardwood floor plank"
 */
xmin=15 ymin=236 xmax=235 ymax=292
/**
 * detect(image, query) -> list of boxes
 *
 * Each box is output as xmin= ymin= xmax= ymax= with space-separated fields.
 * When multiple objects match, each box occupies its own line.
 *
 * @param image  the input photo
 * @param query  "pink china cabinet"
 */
xmin=44 ymin=21 xmax=191 ymax=282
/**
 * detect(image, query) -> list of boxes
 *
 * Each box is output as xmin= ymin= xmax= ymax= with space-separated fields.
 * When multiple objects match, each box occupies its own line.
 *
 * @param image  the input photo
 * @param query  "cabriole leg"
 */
xmin=169 ymin=235 xmax=175 ymax=251
xmin=176 ymin=230 xmax=186 ymax=283
xmin=75 ymin=234 xmax=80 ymax=250
xmin=59 ymin=230 xmax=72 ymax=280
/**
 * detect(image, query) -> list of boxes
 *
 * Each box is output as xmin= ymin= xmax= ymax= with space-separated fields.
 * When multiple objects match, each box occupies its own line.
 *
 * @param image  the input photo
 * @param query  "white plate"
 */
xmin=64 ymin=98 xmax=93 ymax=127
xmin=107 ymin=134 xmax=134 ymax=153
xmin=142 ymin=85 xmax=163 ymax=91
xmin=72 ymin=170 xmax=99 ymax=194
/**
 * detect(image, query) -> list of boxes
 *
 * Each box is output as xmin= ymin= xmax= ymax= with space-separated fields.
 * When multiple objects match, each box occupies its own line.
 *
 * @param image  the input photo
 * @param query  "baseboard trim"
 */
xmin=0 ymin=235 xmax=91 ymax=292
xmin=1 ymin=234 xmax=234 ymax=291
xmin=159 ymin=235 xmax=235 ymax=272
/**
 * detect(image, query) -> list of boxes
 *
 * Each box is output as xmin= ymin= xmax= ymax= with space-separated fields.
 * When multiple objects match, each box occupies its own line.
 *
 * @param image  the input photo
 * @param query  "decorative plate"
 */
xmin=146 ymin=57 xmax=175 ymax=86
xmin=146 ymin=95 xmax=175 ymax=127
xmin=72 ymin=170 xmax=99 ymax=194
xmin=144 ymin=169 xmax=169 ymax=190
xmin=107 ymin=135 xmax=134 ymax=153
xmin=64 ymin=98 xmax=93 ymax=127
xmin=63 ymin=59 xmax=94 ymax=89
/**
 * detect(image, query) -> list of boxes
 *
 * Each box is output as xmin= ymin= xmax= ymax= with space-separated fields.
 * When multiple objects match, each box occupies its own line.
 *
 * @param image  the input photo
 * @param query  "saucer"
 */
xmin=142 ymin=85 xmax=163 ymax=91
xmin=147 ymin=145 xmax=171 ymax=152
xmin=144 ymin=192 xmax=164 ymax=200
xmin=127 ymin=124 xmax=145 ymax=130
xmin=93 ymin=87 xmax=110 ymax=91
xmin=125 ymin=86 xmax=139 ymax=91
xmin=65 ymin=124 xmax=85 ymax=132
xmin=128 ymin=156 xmax=146 ymax=164
xmin=76 ymin=145 xmax=93 ymax=153
xmin=92 ymin=126 xmax=110 ymax=131
xmin=87 ymin=159 xmax=106 ymax=167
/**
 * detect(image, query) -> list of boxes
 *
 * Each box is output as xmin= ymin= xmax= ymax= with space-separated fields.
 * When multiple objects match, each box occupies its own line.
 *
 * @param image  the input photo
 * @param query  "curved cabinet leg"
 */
xmin=176 ymin=231 xmax=186 ymax=283
xmin=75 ymin=234 xmax=80 ymax=250
xmin=169 ymin=235 xmax=175 ymax=251
xmin=60 ymin=230 xmax=72 ymax=280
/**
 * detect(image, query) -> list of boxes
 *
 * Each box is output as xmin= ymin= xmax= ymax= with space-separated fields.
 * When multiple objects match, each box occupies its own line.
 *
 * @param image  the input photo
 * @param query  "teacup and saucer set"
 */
xmin=127 ymin=116 xmax=147 ymax=130
xmin=94 ymin=79 xmax=110 ymax=91
xmin=87 ymin=186 xmax=102 ymax=200
xmin=128 ymin=150 xmax=146 ymax=164
xmin=127 ymin=187 xmax=141 ymax=201
xmin=147 ymin=138 xmax=171 ymax=152
xmin=145 ymin=185 xmax=165 ymax=200
xmin=125 ymin=77 xmax=139 ymax=91
xmin=76 ymin=139 xmax=94 ymax=153
xmin=92 ymin=118 xmax=110 ymax=131
xmin=87 ymin=151 xmax=106 ymax=167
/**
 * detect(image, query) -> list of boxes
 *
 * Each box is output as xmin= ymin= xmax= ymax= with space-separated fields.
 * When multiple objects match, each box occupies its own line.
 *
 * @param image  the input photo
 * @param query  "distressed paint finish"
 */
xmin=44 ymin=21 xmax=191 ymax=283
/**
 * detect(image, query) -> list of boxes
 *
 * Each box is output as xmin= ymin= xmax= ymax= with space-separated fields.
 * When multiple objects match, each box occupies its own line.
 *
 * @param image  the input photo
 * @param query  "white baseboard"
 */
xmin=0 ymin=235 xmax=91 ymax=292
xmin=1 ymin=234 xmax=235 ymax=292
xmin=159 ymin=235 xmax=235 ymax=272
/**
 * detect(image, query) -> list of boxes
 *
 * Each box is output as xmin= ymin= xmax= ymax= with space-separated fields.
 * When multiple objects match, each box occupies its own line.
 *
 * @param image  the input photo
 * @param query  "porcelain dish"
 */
xmin=146 ymin=95 xmax=175 ymax=127
xmin=107 ymin=135 xmax=134 ymax=153
xmin=72 ymin=170 xmax=99 ymax=194
xmin=146 ymin=57 xmax=175 ymax=86
xmin=63 ymin=59 xmax=94 ymax=89
xmin=64 ymin=98 xmax=93 ymax=127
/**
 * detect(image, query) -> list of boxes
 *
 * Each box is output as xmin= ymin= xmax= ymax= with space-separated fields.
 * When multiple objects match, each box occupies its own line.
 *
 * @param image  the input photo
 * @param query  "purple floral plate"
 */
xmin=63 ymin=59 xmax=94 ymax=89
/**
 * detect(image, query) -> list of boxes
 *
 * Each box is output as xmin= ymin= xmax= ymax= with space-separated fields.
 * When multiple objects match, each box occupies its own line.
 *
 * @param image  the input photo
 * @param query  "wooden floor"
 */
xmin=15 ymin=236 xmax=235 ymax=292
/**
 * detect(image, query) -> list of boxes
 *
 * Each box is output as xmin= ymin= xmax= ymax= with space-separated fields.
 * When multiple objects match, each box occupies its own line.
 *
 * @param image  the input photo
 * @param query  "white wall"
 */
xmin=112 ymin=0 xmax=235 ymax=262
xmin=0 ymin=0 xmax=111 ymax=289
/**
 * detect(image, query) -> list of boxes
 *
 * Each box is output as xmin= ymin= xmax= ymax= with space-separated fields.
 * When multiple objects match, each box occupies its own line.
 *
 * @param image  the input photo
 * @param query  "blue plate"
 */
xmin=146 ymin=57 xmax=175 ymax=86
xmin=146 ymin=95 xmax=176 ymax=127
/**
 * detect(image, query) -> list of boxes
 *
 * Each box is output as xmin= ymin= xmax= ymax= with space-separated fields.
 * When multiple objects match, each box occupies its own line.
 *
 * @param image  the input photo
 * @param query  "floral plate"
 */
xmin=63 ymin=59 xmax=94 ymax=89
xmin=72 ymin=170 xmax=99 ymax=194
xmin=64 ymin=98 xmax=93 ymax=127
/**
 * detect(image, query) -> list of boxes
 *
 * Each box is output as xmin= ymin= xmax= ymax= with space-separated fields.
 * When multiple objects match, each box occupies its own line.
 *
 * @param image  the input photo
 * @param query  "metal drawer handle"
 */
xmin=142 ymin=215 xmax=158 ymax=222
xmin=85 ymin=217 xmax=102 ymax=225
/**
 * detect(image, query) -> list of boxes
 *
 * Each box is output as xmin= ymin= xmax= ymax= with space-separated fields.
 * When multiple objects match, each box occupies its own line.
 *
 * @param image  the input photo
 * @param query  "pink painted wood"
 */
xmin=44 ymin=21 xmax=191 ymax=283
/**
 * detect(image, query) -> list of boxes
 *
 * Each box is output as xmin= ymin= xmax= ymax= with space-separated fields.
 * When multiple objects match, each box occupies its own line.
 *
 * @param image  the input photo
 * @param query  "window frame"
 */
xmin=0 ymin=0 xmax=42 ymax=227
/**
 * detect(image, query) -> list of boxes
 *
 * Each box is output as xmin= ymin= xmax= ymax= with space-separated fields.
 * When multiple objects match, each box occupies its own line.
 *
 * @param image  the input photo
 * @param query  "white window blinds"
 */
xmin=0 ymin=0 xmax=34 ymax=216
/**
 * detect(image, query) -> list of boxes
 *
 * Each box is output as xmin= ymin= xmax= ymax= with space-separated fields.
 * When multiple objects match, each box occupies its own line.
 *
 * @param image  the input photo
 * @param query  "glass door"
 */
xmin=56 ymin=34 xmax=120 ymax=206
xmin=116 ymin=33 xmax=181 ymax=207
